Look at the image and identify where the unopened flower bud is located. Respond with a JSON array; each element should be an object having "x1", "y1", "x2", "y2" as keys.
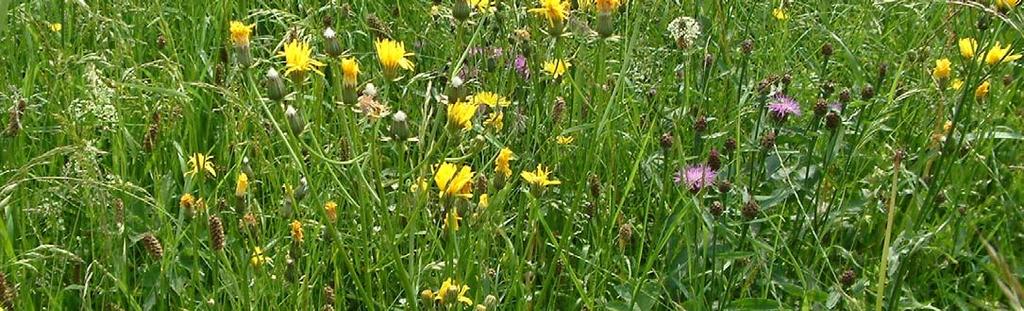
[
  {"x1": 453, "y1": 0, "x2": 471, "y2": 21},
  {"x1": 484, "y1": 295, "x2": 498, "y2": 309},
  {"x1": 708, "y1": 148, "x2": 721, "y2": 170},
  {"x1": 324, "y1": 27, "x2": 342, "y2": 58},
  {"x1": 660, "y1": 132, "x2": 674, "y2": 150},
  {"x1": 709, "y1": 201, "x2": 724, "y2": 217},
  {"x1": 821, "y1": 42, "x2": 833, "y2": 57},
  {"x1": 391, "y1": 110, "x2": 411, "y2": 140},
  {"x1": 826, "y1": 111, "x2": 841, "y2": 130},
  {"x1": 717, "y1": 180, "x2": 732, "y2": 193},
  {"x1": 741, "y1": 39, "x2": 754, "y2": 55},
  {"x1": 838, "y1": 88, "x2": 851, "y2": 103},
  {"x1": 814, "y1": 99, "x2": 828, "y2": 117},
  {"x1": 285, "y1": 105, "x2": 303, "y2": 136},
  {"x1": 861, "y1": 85, "x2": 875, "y2": 100},
  {"x1": 596, "y1": 12, "x2": 614, "y2": 38},
  {"x1": 761, "y1": 131, "x2": 776, "y2": 149},
  {"x1": 448, "y1": 76, "x2": 466, "y2": 103},
  {"x1": 742, "y1": 200, "x2": 759, "y2": 219},
  {"x1": 235, "y1": 44, "x2": 253, "y2": 68},
  {"x1": 266, "y1": 68, "x2": 287, "y2": 101},
  {"x1": 694, "y1": 115, "x2": 707, "y2": 133},
  {"x1": 724, "y1": 138, "x2": 737, "y2": 154}
]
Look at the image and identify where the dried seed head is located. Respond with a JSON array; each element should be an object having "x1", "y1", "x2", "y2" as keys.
[
  {"x1": 618, "y1": 223, "x2": 634, "y2": 250},
  {"x1": 552, "y1": 97, "x2": 566, "y2": 125},
  {"x1": 742, "y1": 200, "x2": 760, "y2": 220},
  {"x1": 484, "y1": 295, "x2": 498, "y2": 309},
  {"x1": 4, "y1": 98, "x2": 26, "y2": 137},
  {"x1": 660, "y1": 132, "x2": 674, "y2": 150},
  {"x1": 141, "y1": 233, "x2": 164, "y2": 259},
  {"x1": 0, "y1": 272, "x2": 12, "y2": 311},
  {"x1": 861, "y1": 84, "x2": 875, "y2": 100},
  {"x1": 740, "y1": 39, "x2": 754, "y2": 55},
  {"x1": 209, "y1": 215, "x2": 225, "y2": 251},
  {"x1": 709, "y1": 201, "x2": 724, "y2": 217},
  {"x1": 840, "y1": 269, "x2": 856, "y2": 287},
  {"x1": 324, "y1": 285, "x2": 336, "y2": 305},
  {"x1": 588, "y1": 174, "x2": 602, "y2": 198},
  {"x1": 142, "y1": 111, "x2": 161, "y2": 152},
  {"x1": 156, "y1": 34, "x2": 167, "y2": 49},
  {"x1": 703, "y1": 53, "x2": 715, "y2": 69}
]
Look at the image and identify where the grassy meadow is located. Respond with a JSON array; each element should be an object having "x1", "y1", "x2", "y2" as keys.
[{"x1": 1, "y1": 0, "x2": 1024, "y2": 309}]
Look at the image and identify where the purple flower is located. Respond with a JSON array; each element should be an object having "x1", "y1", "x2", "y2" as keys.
[
  {"x1": 829, "y1": 102, "x2": 843, "y2": 113},
  {"x1": 674, "y1": 164, "x2": 717, "y2": 193},
  {"x1": 767, "y1": 94, "x2": 801, "y2": 121},
  {"x1": 512, "y1": 54, "x2": 530, "y2": 79}
]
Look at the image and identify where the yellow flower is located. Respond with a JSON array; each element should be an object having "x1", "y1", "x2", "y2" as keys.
[
  {"x1": 250, "y1": 247, "x2": 268, "y2": 267},
  {"x1": 975, "y1": 80, "x2": 990, "y2": 99},
  {"x1": 478, "y1": 194, "x2": 489, "y2": 208},
  {"x1": 495, "y1": 148, "x2": 515, "y2": 178},
  {"x1": 596, "y1": 0, "x2": 622, "y2": 13},
  {"x1": 290, "y1": 220, "x2": 304, "y2": 243},
  {"x1": 180, "y1": 193, "x2": 196, "y2": 209},
  {"x1": 484, "y1": 112, "x2": 504, "y2": 131},
  {"x1": 187, "y1": 153, "x2": 216, "y2": 177},
  {"x1": 50, "y1": 23, "x2": 62, "y2": 32},
  {"x1": 529, "y1": 0, "x2": 570, "y2": 27},
  {"x1": 958, "y1": 38, "x2": 977, "y2": 59},
  {"x1": 772, "y1": 8, "x2": 788, "y2": 20},
  {"x1": 984, "y1": 42, "x2": 1022, "y2": 65},
  {"x1": 951, "y1": 78, "x2": 964, "y2": 90},
  {"x1": 469, "y1": 0, "x2": 492, "y2": 11},
  {"x1": 444, "y1": 210, "x2": 462, "y2": 231},
  {"x1": 375, "y1": 39, "x2": 415, "y2": 78},
  {"x1": 543, "y1": 59, "x2": 571, "y2": 78},
  {"x1": 447, "y1": 101, "x2": 478, "y2": 131},
  {"x1": 434, "y1": 162, "x2": 475, "y2": 199},
  {"x1": 471, "y1": 92, "x2": 510, "y2": 108},
  {"x1": 324, "y1": 201, "x2": 338, "y2": 223},
  {"x1": 229, "y1": 21, "x2": 254, "y2": 46},
  {"x1": 521, "y1": 164, "x2": 561, "y2": 187},
  {"x1": 996, "y1": 0, "x2": 1019, "y2": 10},
  {"x1": 435, "y1": 278, "x2": 474, "y2": 305},
  {"x1": 278, "y1": 40, "x2": 325, "y2": 78},
  {"x1": 235, "y1": 172, "x2": 249, "y2": 197},
  {"x1": 411, "y1": 177, "x2": 429, "y2": 194},
  {"x1": 341, "y1": 57, "x2": 360, "y2": 87},
  {"x1": 932, "y1": 58, "x2": 951, "y2": 79},
  {"x1": 556, "y1": 135, "x2": 574, "y2": 145}
]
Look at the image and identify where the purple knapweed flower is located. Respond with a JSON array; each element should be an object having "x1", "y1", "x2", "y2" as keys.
[
  {"x1": 674, "y1": 164, "x2": 717, "y2": 193},
  {"x1": 513, "y1": 54, "x2": 530, "y2": 79},
  {"x1": 767, "y1": 94, "x2": 801, "y2": 122}
]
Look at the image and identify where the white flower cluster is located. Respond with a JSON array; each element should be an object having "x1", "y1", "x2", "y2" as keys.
[{"x1": 667, "y1": 16, "x2": 701, "y2": 49}]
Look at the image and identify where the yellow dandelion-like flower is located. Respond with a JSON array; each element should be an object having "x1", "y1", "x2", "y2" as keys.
[
  {"x1": 235, "y1": 172, "x2": 249, "y2": 197},
  {"x1": 471, "y1": 92, "x2": 511, "y2": 108},
  {"x1": 484, "y1": 112, "x2": 504, "y2": 131},
  {"x1": 543, "y1": 59, "x2": 571, "y2": 78},
  {"x1": 932, "y1": 58, "x2": 951, "y2": 79},
  {"x1": 444, "y1": 210, "x2": 462, "y2": 231},
  {"x1": 556, "y1": 135, "x2": 574, "y2": 145},
  {"x1": 529, "y1": 0, "x2": 570, "y2": 26},
  {"x1": 495, "y1": 147, "x2": 515, "y2": 178},
  {"x1": 447, "y1": 101, "x2": 478, "y2": 131},
  {"x1": 187, "y1": 153, "x2": 216, "y2": 177},
  {"x1": 229, "y1": 21, "x2": 254, "y2": 46},
  {"x1": 277, "y1": 40, "x2": 325, "y2": 78},
  {"x1": 341, "y1": 57, "x2": 360, "y2": 87},
  {"x1": 375, "y1": 38, "x2": 415, "y2": 78},
  {"x1": 50, "y1": 22, "x2": 62, "y2": 32},
  {"x1": 290, "y1": 220, "x2": 304, "y2": 243},
  {"x1": 411, "y1": 177, "x2": 430, "y2": 194},
  {"x1": 180, "y1": 193, "x2": 196, "y2": 209},
  {"x1": 951, "y1": 78, "x2": 964, "y2": 90},
  {"x1": 469, "y1": 0, "x2": 492, "y2": 11},
  {"x1": 324, "y1": 201, "x2": 338, "y2": 223},
  {"x1": 772, "y1": 8, "x2": 788, "y2": 21},
  {"x1": 596, "y1": 0, "x2": 622, "y2": 13},
  {"x1": 958, "y1": 38, "x2": 977, "y2": 59},
  {"x1": 478, "y1": 194, "x2": 490, "y2": 208},
  {"x1": 521, "y1": 164, "x2": 561, "y2": 187},
  {"x1": 996, "y1": 0, "x2": 1019, "y2": 10},
  {"x1": 250, "y1": 247, "x2": 268, "y2": 267},
  {"x1": 984, "y1": 42, "x2": 1022, "y2": 65},
  {"x1": 435, "y1": 278, "x2": 474, "y2": 305},
  {"x1": 975, "y1": 80, "x2": 990, "y2": 99},
  {"x1": 434, "y1": 162, "x2": 475, "y2": 199}
]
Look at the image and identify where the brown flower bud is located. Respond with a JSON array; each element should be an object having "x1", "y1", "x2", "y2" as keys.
[
  {"x1": 709, "y1": 201, "x2": 724, "y2": 217},
  {"x1": 141, "y1": 233, "x2": 164, "y2": 259},
  {"x1": 209, "y1": 215, "x2": 225, "y2": 251},
  {"x1": 742, "y1": 200, "x2": 759, "y2": 220}
]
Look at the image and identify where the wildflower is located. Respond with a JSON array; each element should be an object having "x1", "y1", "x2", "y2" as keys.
[
  {"x1": 484, "y1": 112, "x2": 503, "y2": 131},
  {"x1": 341, "y1": 57, "x2": 360, "y2": 87},
  {"x1": 228, "y1": 21, "x2": 254, "y2": 47},
  {"x1": 975, "y1": 80, "x2": 990, "y2": 99},
  {"x1": 529, "y1": 0, "x2": 570, "y2": 34},
  {"x1": 667, "y1": 16, "x2": 701, "y2": 49},
  {"x1": 290, "y1": 220, "x2": 304, "y2": 243},
  {"x1": 471, "y1": 92, "x2": 511, "y2": 108},
  {"x1": 141, "y1": 233, "x2": 163, "y2": 259},
  {"x1": 435, "y1": 162, "x2": 475, "y2": 199},
  {"x1": 411, "y1": 177, "x2": 430, "y2": 194},
  {"x1": 286, "y1": 105, "x2": 303, "y2": 135},
  {"x1": 932, "y1": 58, "x2": 951, "y2": 80},
  {"x1": 983, "y1": 42, "x2": 1022, "y2": 65},
  {"x1": 478, "y1": 194, "x2": 490, "y2": 208},
  {"x1": 209, "y1": 215, "x2": 225, "y2": 251},
  {"x1": 958, "y1": 38, "x2": 977, "y2": 59},
  {"x1": 250, "y1": 247, "x2": 268, "y2": 267},
  {"x1": 187, "y1": 153, "x2": 216, "y2": 177},
  {"x1": 596, "y1": 0, "x2": 621, "y2": 13},
  {"x1": 996, "y1": 0, "x2": 1019, "y2": 11},
  {"x1": 951, "y1": 78, "x2": 964, "y2": 90},
  {"x1": 513, "y1": 55, "x2": 530, "y2": 78},
  {"x1": 521, "y1": 164, "x2": 561, "y2": 196},
  {"x1": 469, "y1": 0, "x2": 491, "y2": 11},
  {"x1": 767, "y1": 94, "x2": 802, "y2": 122},
  {"x1": 235, "y1": 172, "x2": 249, "y2": 197},
  {"x1": 543, "y1": 59, "x2": 571, "y2": 79},
  {"x1": 323, "y1": 27, "x2": 343, "y2": 58},
  {"x1": 50, "y1": 22, "x2": 62, "y2": 32},
  {"x1": 435, "y1": 278, "x2": 473, "y2": 305},
  {"x1": 324, "y1": 201, "x2": 338, "y2": 223},
  {"x1": 673, "y1": 164, "x2": 716, "y2": 193},
  {"x1": 375, "y1": 38, "x2": 415, "y2": 79},
  {"x1": 742, "y1": 200, "x2": 760, "y2": 219},
  {"x1": 447, "y1": 101, "x2": 478, "y2": 132},
  {"x1": 357, "y1": 84, "x2": 392, "y2": 121},
  {"x1": 180, "y1": 193, "x2": 196, "y2": 209},
  {"x1": 278, "y1": 40, "x2": 325, "y2": 80},
  {"x1": 556, "y1": 135, "x2": 574, "y2": 145},
  {"x1": 444, "y1": 210, "x2": 462, "y2": 231},
  {"x1": 391, "y1": 111, "x2": 412, "y2": 140},
  {"x1": 772, "y1": 8, "x2": 788, "y2": 20},
  {"x1": 495, "y1": 147, "x2": 515, "y2": 182},
  {"x1": 265, "y1": 68, "x2": 287, "y2": 101}
]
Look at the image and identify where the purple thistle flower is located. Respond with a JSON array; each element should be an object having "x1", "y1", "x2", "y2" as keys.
[
  {"x1": 512, "y1": 54, "x2": 530, "y2": 79},
  {"x1": 767, "y1": 94, "x2": 801, "y2": 122},
  {"x1": 674, "y1": 164, "x2": 717, "y2": 193},
  {"x1": 829, "y1": 102, "x2": 843, "y2": 113}
]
